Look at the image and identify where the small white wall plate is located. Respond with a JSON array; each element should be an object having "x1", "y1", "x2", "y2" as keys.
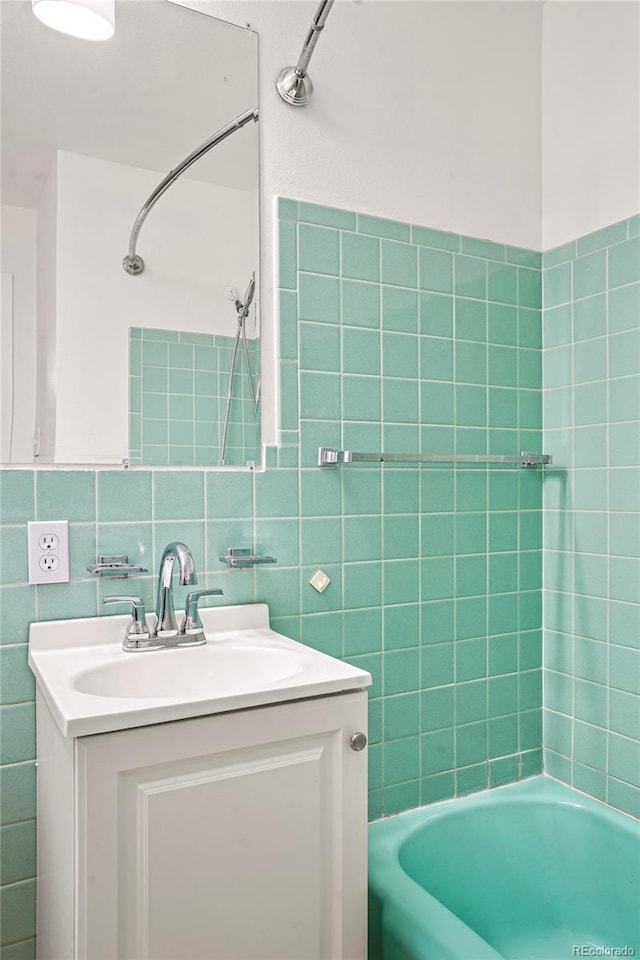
[{"x1": 309, "y1": 570, "x2": 331, "y2": 593}]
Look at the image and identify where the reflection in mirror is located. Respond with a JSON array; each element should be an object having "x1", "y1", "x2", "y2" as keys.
[{"x1": 1, "y1": 0, "x2": 260, "y2": 467}]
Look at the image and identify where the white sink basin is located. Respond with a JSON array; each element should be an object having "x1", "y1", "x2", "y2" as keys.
[
  {"x1": 73, "y1": 643, "x2": 304, "y2": 699},
  {"x1": 29, "y1": 603, "x2": 371, "y2": 737}
]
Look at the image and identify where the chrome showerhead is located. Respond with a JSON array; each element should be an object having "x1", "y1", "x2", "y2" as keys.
[{"x1": 243, "y1": 272, "x2": 256, "y2": 313}]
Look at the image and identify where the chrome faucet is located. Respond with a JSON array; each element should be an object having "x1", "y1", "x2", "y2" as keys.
[{"x1": 154, "y1": 541, "x2": 197, "y2": 638}]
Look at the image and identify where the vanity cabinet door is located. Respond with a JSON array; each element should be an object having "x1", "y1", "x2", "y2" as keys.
[{"x1": 76, "y1": 691, "x2": 368, "y2": 960}]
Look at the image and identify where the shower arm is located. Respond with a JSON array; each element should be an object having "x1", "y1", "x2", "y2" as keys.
[
  {"x1": 276, "y1": 0, "x2": 335, "y2": 106},
  {"x1": 122, "y1": 107, "x2": 259, "y2": 276}
]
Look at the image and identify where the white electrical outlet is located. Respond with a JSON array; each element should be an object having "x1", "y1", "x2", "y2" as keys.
[{"x1": 28, "y1": 521, "x2": 70, "y2": 584}]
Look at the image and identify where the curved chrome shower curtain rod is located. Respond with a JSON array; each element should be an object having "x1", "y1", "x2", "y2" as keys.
[
  {"x1": 123, "y1": 107, "x2": 258, "y2": 276},
  {"x1": 276, "y1": 0, "x2": 335, "y2": 106}
]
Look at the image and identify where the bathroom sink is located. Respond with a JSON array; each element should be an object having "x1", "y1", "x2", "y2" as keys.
[
  {"x1": 29, "y1": 603, "x2": 371, "y2": 738},
  {"x1": 72, "y1": 643, "x2": 304, "y2": 699}
]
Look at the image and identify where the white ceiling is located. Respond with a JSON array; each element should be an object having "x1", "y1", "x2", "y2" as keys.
[{"x1": 1, "y1": 0, "x2": 259, "y2": 208}]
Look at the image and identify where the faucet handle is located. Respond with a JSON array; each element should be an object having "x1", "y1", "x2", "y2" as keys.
[
  {"x1": 181, "y1": 589, "x2": 224, "y2": 636},
  {"x1": 103, "y1": 595, "x2": 151, "y2": 646}
]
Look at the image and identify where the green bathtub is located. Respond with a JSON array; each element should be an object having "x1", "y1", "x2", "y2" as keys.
[{"x1": 368, "y1": 776, "x2": 640, "y2": 960}]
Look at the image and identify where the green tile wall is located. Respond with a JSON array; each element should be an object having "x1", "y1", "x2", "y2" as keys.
[
  {"x1": 276, "y1": 197, "x2": 544, "y2": 822},
  {"x1": 542, "y1": 214, "x2": 640, "y2": 819},
  {"x1": 0, "y1": 200, "x2": 544, "y2": 956},
  {"x1": 129, "y1": 327, "x2": 260, "y2": 466}
]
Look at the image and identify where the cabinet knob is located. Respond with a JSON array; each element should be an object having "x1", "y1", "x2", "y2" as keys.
[{"x1": 349, "y1": 732, "x2": 367, "y2": 752}]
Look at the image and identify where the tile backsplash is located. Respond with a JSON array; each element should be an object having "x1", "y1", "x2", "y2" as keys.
[
  {"x1": 4, "y1": 203, "x2": 638, "y2": 960},
  {"x1": 542, "y1": 213, "x2": 640, "y2": 817},
  {"x1": 129, "y1": 326, "x2": 260, "y2": 467}
]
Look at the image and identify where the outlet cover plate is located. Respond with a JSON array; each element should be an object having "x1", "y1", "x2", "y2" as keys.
[{"x1": 28, "y1": 520, "x2": 70, "y2": 585}]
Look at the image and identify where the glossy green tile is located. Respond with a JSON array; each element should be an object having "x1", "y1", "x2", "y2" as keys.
[
  {"x1": 456, "y1": 763, "x2": 488, "y2": 796},
  {"x1": 412, "y1": 225, "x2": 459, "y2": 252},
  {"x1": 342, "y1": 607, "x2": 382, "y2": 657},
  {"x1": 383, "y1": 470, "x2": 419, "y2": 515},
  {"x1": 421, "y1": 556, "x2": 454, "y2": 600},
  {"x1": 608, "y1": 732, "x2": 640, "y2": 787},
  {"x1": 461, "y1": 237, "x2": 505, "y2": 262},
  {"x1": 456, "y1": 720, "x2": 488, "y2": 766},
  {"x1": 0, "y1": 703, "x2": 35, "y2": 764},
  {"x1": 0, "y1": 877, "x2": 36, "y2": 946},
  {"x1": 383, "y1": 735, "x2": 420, "y2": 784},
  {"x1": 488, "y1": 714, "x2": 518, "y2": 757},
  {"x1": 358, "y1": 214, "x2": 409, "y2": 242},
  {"x1": 420, "y1": 381, "x2": 454, "y2": 425},
  {"x1": 419, "y1": 248, "x2": 453, "y2": 294},
  {"x1": 455, "y1": 597, "x2": 487, "y2": 640},
  {"x1": 0, "y1": 473, "x2": 34, "y2": 524},
  {"x1": 255, "y1": 567, "x2": 300, "y2": 619},
  {"x1": 300, "y1": 516, "x2": 341, "y2": 565},
  {"x1": 573, "y1": 249, "x2": 606, "y2": 300},
  {"x1": 297, "y1": 201, "x2": 355, "y2": 230},
  {"x1": 0, "y1": 527, "x2": 28, "y2": 586},
  {"x1": 298, "y1": 223, "x2": 340, "y2": 276},
  {"x1": 487, "y1": 262, "x2": 517, "y2": 305},
  {"x1": 383, "y1": 516, "x2": 418, "y2": 560},
  {"x1": 455, "y1": 680, "x2": 487, "y2": 725},
  {"x1": 488, "y1": 303, "x2": 517, "y2": 346},
  {"x1": 456, "y1": 341, "x2": 486, "y2": 384},
  {"x1": 381, "y1": 240, "x2": 417, "y2": 288},
  {"x1": 420, "y1": 685, "x2": 454, "y2": 732},
  {"x1": 419, "y1": 293, "x2": 453, "y2": 338},
  {"x1": 609, "y1": 329, "x2": 640, "y2": 379},
  {"x1": 608, "y1": 236, "x2": 640, "y2": 289},
  {"x1": 298, "y1": 273, "x2": 340, "y2": 323},
  {"x1": 299, "y1": 322, "x2": 340, "y2": 372},
  {"x1": 385, "y1": 692, "x2": 420, "y2": 740},
  {"x1": 518, "y1": 307, "x2": 542, "y2": 349},
  {"x1": 455, "y1": 255, "x2": 486, "y2": 299},
  {"x1": 341, "y1": 279, "x2": 380, "y2": 328},
  {"x1": 383, "y1": 559, "x2": 419, "y2": 605},
  {"x1": 153, "y1": 472, "x2": 203, "y2": 520},
  {"x1": 381, "y1": 287, "x2": 418, "y2": 333},
  {"x1": 254, "y1": 469, "x2": 299, "y2": 519},
  {"x1": 607, "y1": 778, "x2": 640, "y2": 819},
  {"x1": 544, "y1": 262, "x2": 572, "y2": 308},
  {"x1": 338, "y1": 563, "x2": 378, "y2": 615},
  {"x1": 382, "y1": 379, "x2": 418, "y2": 424},
  {"x1": 0, "y1": 646, "x2": 34, "y2": 705},
  {"x1": 577, "y1": 220, "x2": 627, "y2": 255},
  {"x1": 454, "y1": 385, "x2": 485, "y2": 428},
  {"x1": 0, "y1": 820, "x2": 35, "y2": 885},
  {"x1": 543, "y1": 240, "x2": 576, "y2": 268},
  {"x1": 299, "y1": 371, "x2": 341, "y2": 421},
  {"x1": 342, "y1": 327, "x2": 380, "y2": 376},
  {"x1": 0, "y1": 762, "x2": 36, "y2": 825},
  {"x1": 383, "y1": 604, "x2": 419, "y2": 651},
  {"x1": 421, "y1": 771, "x2": 456, "y2": 805},
  {"x1": 421, "y1": 599, "x2": 454, "y2": 644},
  {"x1": 0, "y1": 585, "x2": 35, "y2": 645},
  {"x1": 341, "y1": 232, "x2": 379, "y2": 282},
  {"x1": 517, "y1": 268, "x2": 542, "y2": 310},
  {"x1": 36, "y1": 471, "x2": 95, "y2": 522},
  {"x1": 507, "y1": 247, "x2": 541, "y2": 269},
  {"x1": 383, "y1": 333, "x2": 419, "y2": 379},
  {"x1": 277, "y1": 219, "x2": 297, "y2": 289},
  {"x1": 421, "y1": 727, "x2": 454, "y2": 774},
  {"x1": 455, "y1": 298, "x2": 486, "y2": 343}
]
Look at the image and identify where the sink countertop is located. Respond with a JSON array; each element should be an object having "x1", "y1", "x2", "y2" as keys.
[{"x1": 29, "y1": 603, "x2": 372, "y2": 738}]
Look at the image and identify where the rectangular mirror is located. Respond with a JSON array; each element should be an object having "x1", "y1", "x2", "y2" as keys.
[{"x1": 1, "y1": 0, "x2": 260, "y2": 467}]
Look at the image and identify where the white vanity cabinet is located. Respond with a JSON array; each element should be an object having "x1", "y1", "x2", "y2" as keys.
[{"x1": 36, "y1": 688, "x2": 369, "y2": 960}]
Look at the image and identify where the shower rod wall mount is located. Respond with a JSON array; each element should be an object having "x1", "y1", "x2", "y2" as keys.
[
  {"x1": 123, "y1": 107, "x2": 258, "y2": 276},
  {"x1": 276, "y1": 0, "x2": 335, "y2": 106}
]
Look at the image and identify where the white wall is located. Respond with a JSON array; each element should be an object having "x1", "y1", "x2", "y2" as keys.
[
  {"x1": 542, "y1": 0, "x2": 640, "y2": 249},
  {"x1": 1, "y1": 204, "x2": 37, "y2": 462},
  {"x1": 46, "y1": 151, "x2": 256, "y2": 463}
]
